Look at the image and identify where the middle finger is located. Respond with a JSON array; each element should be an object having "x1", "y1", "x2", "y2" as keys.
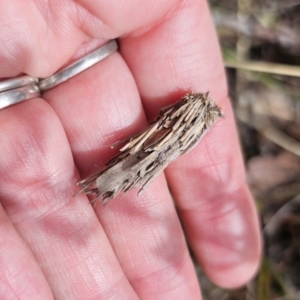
[{"x1": 44, "y1": 50, "x2": 201, "y2": 298}]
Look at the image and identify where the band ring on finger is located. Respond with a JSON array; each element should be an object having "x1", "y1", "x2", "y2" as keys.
[
  {"x1": 0, "y1": 76, "x2": 41, "y2": 110},
  {"x1": 39, "y1": 39, "x2": 118, "y2": 92},
  {"x1": 0, "y1": 39, "x2": 118, "y2": 110}
]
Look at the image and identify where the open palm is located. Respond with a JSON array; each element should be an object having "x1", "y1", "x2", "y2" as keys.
[{"x1": 0, "y1": 0, "x2": 261, "y2": 299}]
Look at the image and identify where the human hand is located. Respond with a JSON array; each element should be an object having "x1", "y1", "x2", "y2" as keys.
[{"x1": 0, "y1": 0, "x2": 261, "y2": 299}]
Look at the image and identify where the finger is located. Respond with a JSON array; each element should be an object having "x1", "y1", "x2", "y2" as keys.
[
  {"x1": 0, "y1": 0, "x2": 178, "y2": 77},
  {"x1": 0, "y1": 205, "x2": 53, "y2": 299},
  {"x1": 120, "y1": 0, "x2": 261, "y2": 288},
  {"x1": 44, "y1": 53, "x2": 201, "y2": 298},
  {"x1": 0, "y1": 100, "x2": 138, "y2": 299}
]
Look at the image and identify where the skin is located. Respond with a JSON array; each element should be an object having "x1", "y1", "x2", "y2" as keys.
[{"x1": 0, "y1": 0, "x2": 261, "y2": 299}]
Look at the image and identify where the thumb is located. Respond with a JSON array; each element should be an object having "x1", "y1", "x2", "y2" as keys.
[{"x1": 0, "y1": 0, "x2": 178, "y2": 78}]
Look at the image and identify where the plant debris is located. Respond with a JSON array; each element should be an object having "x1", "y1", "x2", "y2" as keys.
[{"x1": 77, "y1": 92, "x2": 223, "y2": 204}]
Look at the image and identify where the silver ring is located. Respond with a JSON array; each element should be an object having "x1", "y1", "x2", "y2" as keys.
[
  {"x1": 0, "y1": 75, "x2": 38, "y2": 92},
  {"x1": 0, "y1": 85, "x2": 40, "y2": 110},
  {"x1": 39, "y1": 39, "x2": 118, "y2": 92}
]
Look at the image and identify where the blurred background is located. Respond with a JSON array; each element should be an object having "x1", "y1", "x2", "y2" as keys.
[{"x1": 196, "y1": 1, "x2": 300, "y2": 299}]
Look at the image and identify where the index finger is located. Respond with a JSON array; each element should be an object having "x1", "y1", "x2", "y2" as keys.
[{"x1": 120, "y1": 0, "x2": 261, "y2": 288}]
